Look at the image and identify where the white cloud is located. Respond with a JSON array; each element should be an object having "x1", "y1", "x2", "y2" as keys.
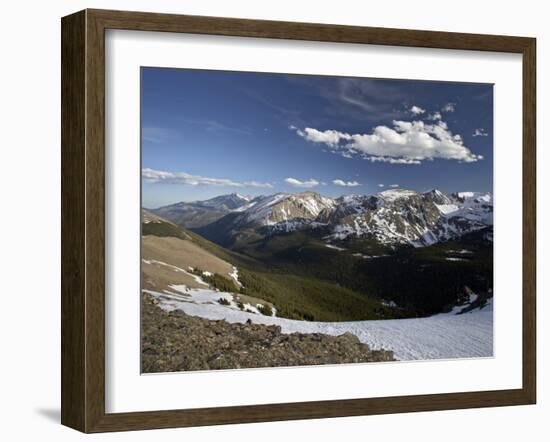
[
  {"x1": 366, "y1": 156, "x2": 421, "y2": 165},
  {"x1": 294, "y1": 127, "x2": 351, "y2": 147},
  {"x1": 378, "y1": 184, "x2": 385, "y2": 188},
  {"x1": 292, "y1": 119, "x2": 482, "y2": 164},
  {"x1": 473, "y1": 128, "x2": 489, "y2": 137},
  {"x1": 142, "y1": 127, "x2": 178, "y2": 144},
  {"x1": 410, "y1": 105, "x2": 425, "y2": 115},
  {"x1": 181, "y1": 117, "x2": 251, "y2": 135},
  {"x1": 427, "y1": 112, "x2": 442, "y2": 121},
  {"x1": 333, "y1": 179, "x2": 361, "y2": 187},
  {"x1": 442, "y1": 102, "x2": 456, "y2": 113},
  {"x1": 389, "y1": 184, "x2": 399, "y2": 188},
  {"x1": 142, "y1": 168, "x2": 273, "y2": 188},
  {"x1": 284, "y1": 177, "x2": 320, "y2": 188},
  {"x1": 245, "y1": 180, "x2": 275, "y2": 188}
]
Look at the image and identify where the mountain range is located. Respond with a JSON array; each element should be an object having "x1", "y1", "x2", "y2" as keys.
[
  {"x1": 151, "y1": 188, "x2": 493, "y2": 249},
  {"x1": 143, "y1": 187, "x2": 494, "y2": 319}
]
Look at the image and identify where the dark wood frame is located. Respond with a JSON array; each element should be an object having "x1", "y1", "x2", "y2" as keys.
[{"x1": 61, "y1": 8, "x2": 536, "y2": 433}]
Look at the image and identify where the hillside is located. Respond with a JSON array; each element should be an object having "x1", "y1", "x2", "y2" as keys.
[{"x1": 141, "y1": 209, "x2": 404, "y2": 322}]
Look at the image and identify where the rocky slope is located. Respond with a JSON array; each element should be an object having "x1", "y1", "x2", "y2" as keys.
[{"x1": 142, "y1": 293, "x2": 395, "y2": 372}]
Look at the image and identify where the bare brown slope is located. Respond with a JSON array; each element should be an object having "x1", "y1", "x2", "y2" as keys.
[{"x1": 142, "y1": 209, "x2": 239, "y2": 291}]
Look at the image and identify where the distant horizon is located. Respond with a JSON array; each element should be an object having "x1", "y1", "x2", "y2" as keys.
[
  {"x1": 141, "y1": 68, "x2": 493, "y2": 209},
  {"x1": 142, "y1": 187, "x2": 492, "y2": 210}
]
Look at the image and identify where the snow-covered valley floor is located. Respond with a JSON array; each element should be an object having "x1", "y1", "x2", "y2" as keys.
[{"x1": 144, "y1": 286, "x2": 493, "y2": 361}]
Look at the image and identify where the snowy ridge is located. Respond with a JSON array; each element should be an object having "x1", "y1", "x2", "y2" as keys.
[
  {"x1": 243, "y1": 193, "x2": 291, "y2": 224},
  {"x1": 378, "y1": 188, "x2": 419, "y2": 202},
  {"x1": 197, "y1": 193, "x2": 253, "y2": 210},
  {"x1": 443, "y1": 191, "x2": 493, "y2": 224},
  {"x1": 156, "y1": 188, "x2": 493, "y2": 249},
  {"x1": 323, "y1": 188, "x2": 492, "y2": 247},
  {"x1": 142, "y1": 211, "x2": 165, "y2": 224},
  {"x1": 231, "y1": 191, "x2": 336, "y2": 232}
]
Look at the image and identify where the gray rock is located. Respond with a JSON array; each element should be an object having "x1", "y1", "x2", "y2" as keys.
[{"x1": 141, "y1": 294, "x2": 395, "y2": 373}]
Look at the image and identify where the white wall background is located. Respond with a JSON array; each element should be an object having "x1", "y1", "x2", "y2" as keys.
[{"x1": 0, "y1": 0, "x2": 546, "y2": 440}]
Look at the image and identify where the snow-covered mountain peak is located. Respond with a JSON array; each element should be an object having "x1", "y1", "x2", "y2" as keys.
[
  {"x1": 241, "y1": 191, "x2": 335, "y2": 227},
  {"x1": 452, "y1": 191, "x2": 493, "y2": 205},
  {"x1": 438, "y1": 191, "x2": 493, "y2": 225},
  {"x1": 234, "y1": 193, "x2": 252, "y2": 202},
  {"x1": 423, "y1": 188, "x2": 453, "y2": 205},
  {"x1": 198, "y1": 193, "x2": 253, "y2": 210},
  {"x1": 378, "y1": 188, "x2": 419, "y2": 202},
  {"x1": 326, "y1": 188, "x2": 493, "y2": 247},
  {"x1": 287, "y1": 192, "x2": 336, "y2": 216}
]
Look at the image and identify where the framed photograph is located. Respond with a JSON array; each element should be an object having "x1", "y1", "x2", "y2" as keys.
[{"x1": 61, "y1": 9, "x2": 536, "y2": 433}]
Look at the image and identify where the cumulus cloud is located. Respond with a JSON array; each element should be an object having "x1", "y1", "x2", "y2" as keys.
[
  {"x1": 389, "y1": 184, "x2": 399, "y2": 188},
  {"x1": 142, "y1": 168, "x2": 273, "y2": 188},
  {"x1": 410, "y1": 105, "x2": 426, "y2": 115},
  {"x1": 333, "y1": 179, "x2": 361, "y2": 187},
  {"x1": 427, "y1": 111, "x2": 442, "y2": 121},
  {"x1": 291, "y1": 119, "x2": 482, "y2": 164},
  {"x1": 378, "y1": 184, "x2": 385, "y2": 188},
  {"x1": 473, "y1": 128, "x2": 489, "y2": 137},
  {"x1": 284, "y1": 177, "x2": 320, "y2": 188},
  {"x1": 367, "y1": 156, "x2": 422, "y2": 165},
  {"x1": 292, "y1": 126, "x2": 351, "y2": 147},
  {"x1": 442, "y1": 102, "x2": 456, "y2": 113}
]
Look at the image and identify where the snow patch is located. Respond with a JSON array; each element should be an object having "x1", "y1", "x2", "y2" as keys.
[
  {"x1": 352, "y1": 253, "x2": 387, "y2": 259},
  {"x1": 446, "y1": 249, "x2": 473, "y2": 254},
  {"x1": 142, "y1": 259, "x2": 209, "y2": 286},
  {"x1": 382, "y1": 300, "x2": 398, "y2": 308},
  {"x1": 228, "y1": 266, "x2": 242, "y2": 287},
  {"x1": 325, "y1": 244, "x2": 346, "y2": 251},
  {"x1": 435, "y1": 203, "x2": 460, "y2": 215}
]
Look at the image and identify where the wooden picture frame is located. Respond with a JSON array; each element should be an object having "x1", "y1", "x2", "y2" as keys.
[{"x1": 61, "y1": 8, "x2": 536, "y2": 433}]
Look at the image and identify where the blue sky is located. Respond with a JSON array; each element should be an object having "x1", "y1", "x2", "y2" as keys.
[{"x1": 141, "y1": 67, "x2": 493, "y2": 209}]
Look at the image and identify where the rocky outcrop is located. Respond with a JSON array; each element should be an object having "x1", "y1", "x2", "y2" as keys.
[{"x1": 141, "y1": 294, "x2": 395, "y2": 373}]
